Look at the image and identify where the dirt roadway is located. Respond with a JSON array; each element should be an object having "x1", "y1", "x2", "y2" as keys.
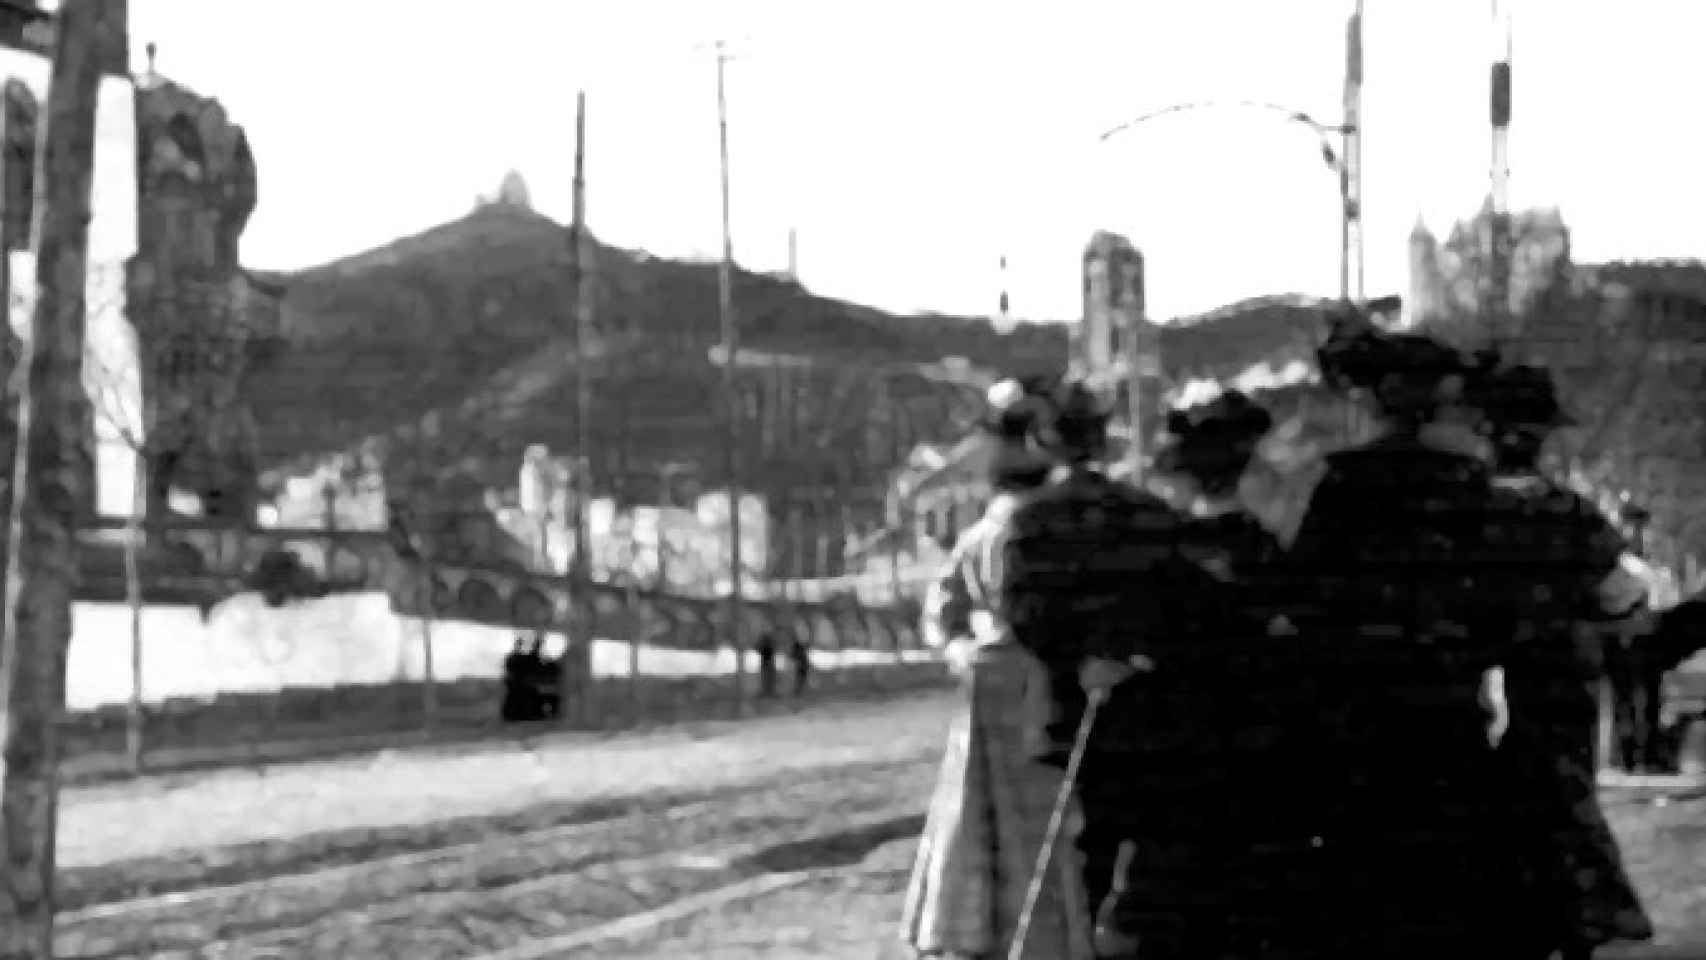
[
  {"x1": 53, "y1": 686, "x2": 1706, "y2": 958},
  {"x1": 586, "y1": 791, "x2": 1706, "y2": 960},
  {"x1": 58, "y1": 688, "x2": 958, "y2": 871},
  {"x1": 623, "y1": 787, "x2": 1703, "y2": 959}
]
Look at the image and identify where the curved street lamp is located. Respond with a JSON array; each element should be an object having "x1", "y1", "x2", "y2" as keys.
[{"x1": 1097, "y1": 98, "x2": 1362, "y2": 302}]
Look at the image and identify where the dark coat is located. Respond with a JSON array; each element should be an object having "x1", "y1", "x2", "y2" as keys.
[
  {"x1": 1276, "y1": 434, "x2": 1528, "y2": 958},
  {"x1": 1483, "y1": 473, "x2": 1654, "y2": 951},
  {"x1": 997, "y1": 466, "x2": 1193, "y2": 761}
]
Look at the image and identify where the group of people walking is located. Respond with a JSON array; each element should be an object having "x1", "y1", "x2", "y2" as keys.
[{"x1": 900, "y1": 310, "x2": 1695, "y2": 960}]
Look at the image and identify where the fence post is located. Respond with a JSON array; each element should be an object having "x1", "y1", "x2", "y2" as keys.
[
  {"x1": 419, "y1": 610, "x2": 437, "y2": 734},
  {"x1": 626, "y1": 487, "x2": 643, "y2": 727}
]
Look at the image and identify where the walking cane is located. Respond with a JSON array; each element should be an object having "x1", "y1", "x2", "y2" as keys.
[{"x1": 1007, "y1": 685, "x2": 1110, "y2": 960}]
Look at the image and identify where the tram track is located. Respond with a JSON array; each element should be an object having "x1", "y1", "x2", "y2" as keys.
[{"x1": 54, "y1": 757, "x2": 937, "y2": 959}]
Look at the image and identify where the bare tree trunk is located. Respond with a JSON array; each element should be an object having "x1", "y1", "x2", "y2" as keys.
[{"x1": 0, "y1": 1, "x2": 116, "y2": 954}]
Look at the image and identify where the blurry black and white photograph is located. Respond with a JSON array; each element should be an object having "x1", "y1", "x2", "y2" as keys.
[{"x1": 0, "y1": 1, "x2": 1701, "y2": 957}]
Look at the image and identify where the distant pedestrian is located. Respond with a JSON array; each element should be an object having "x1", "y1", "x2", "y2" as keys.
[
  {"x1": 501, "y1": 633, "x2": 558, "y2": 722},
  {"x1": 756, "y1": 631, "x2": 780, "y2": 699},
  {"x1": 789, "y1": 636, "x2": 812, "y2": 696}
]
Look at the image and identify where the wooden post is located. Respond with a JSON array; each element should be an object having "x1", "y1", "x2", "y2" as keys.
[
  {"x1": 0, "y1": 1, "x2": 119, "y2": 953},
  {"x1": 419, "y1": 611, "x2": 437, "y2": 733},
  {"x1": 123, "y1": 452, "x2": 144, "y2": 773},
  {"x1": 566, "y1": 90, "x2": 595, "y2": 729},
  {"x1": 714, "y1": 43, "x2": 748, "y2": 719},
  {"x1": 624, "y1": 475, "x2": 641, "y2": 726}
]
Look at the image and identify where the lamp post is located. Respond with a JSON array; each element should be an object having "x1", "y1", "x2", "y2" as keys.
[
  {"x1": 1485, "y1": 0, "x2": 1515, "y2": 343},
  {"x1": 1098, "y1": 97, "x2": 1360, "y2": 301}
]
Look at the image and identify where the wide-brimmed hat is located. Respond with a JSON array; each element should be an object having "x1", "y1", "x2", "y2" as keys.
[
  {"x1": 1471, "y1": 363, "x2": 1576, "y2": 429},
  {"x1": 981, "y1": 376, "x2": 1056, "y2": 489},
  {"x1": 1318, "y1": 321, "x2": 1485, "y2": 420},
  {"x1": 1153, "y1": 388, "x2": 1273, "y2": 480},
  {"x1": 1162, "y1": 389, "x2": 1273, "y2": 444},
  {"x1": 981, "y1": 376, "x2": 1054, "y2": 440},
  {"x1": 1039, "y1": 378, "x2": 1113, "y2": 460}
]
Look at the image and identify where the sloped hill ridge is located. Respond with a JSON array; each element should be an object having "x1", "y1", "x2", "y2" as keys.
[
  {"x1": 246, "y1": 204, "x2": 1068, "y2": 506},
  {"x1": 1159, "y1": 293, "x2": 1335, "y2": 382}
]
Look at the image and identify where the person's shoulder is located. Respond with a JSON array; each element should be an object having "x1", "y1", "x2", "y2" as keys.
[
  {"x1": 1519, "y1": 480, "x2": 1623, "y2": 538},
  {"x1": 1331, "y1": 435, "x2": 1484, "y2": 469},
  {"x1": 1006, "y1": 472, "x2": 1178, "y2": 528}
]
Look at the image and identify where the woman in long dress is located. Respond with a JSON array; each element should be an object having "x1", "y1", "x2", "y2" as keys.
[
  {"x1": 1278, "y1": 322, "x2": 1528, "y2": 959},
  {"x1": 1470, "y1": 362, "x2": 1653, "y2": 959},
  {"x1": 898, "y1": 379, "x2": 1095, "y2": 960},
  {"x1": 1088, "y1": 387, "x2": 1289, "y2": 960}
]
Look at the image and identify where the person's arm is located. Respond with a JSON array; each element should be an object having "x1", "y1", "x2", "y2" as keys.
[
  {"x1": 1574, "y1": 503, "x2": 1649, "y2": 621},
  {"x1": 1651, "y1": 595, "x2": 1706, "y2": 675},
  {"x1": 920, "y1": 532, "x2": 976, "y2": 649}
]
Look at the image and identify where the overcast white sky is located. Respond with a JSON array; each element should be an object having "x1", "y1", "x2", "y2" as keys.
[{"x1": 124, "y1": 0, "x2": 1703, "y2": 323}]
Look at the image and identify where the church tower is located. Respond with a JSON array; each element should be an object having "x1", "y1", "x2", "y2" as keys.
[{"x1": 1405, "y1": 216, "x2": 1441, "y2": 328}]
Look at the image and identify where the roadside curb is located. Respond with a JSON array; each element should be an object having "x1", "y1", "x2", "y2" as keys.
[{"x1": 62, "y1": 678, "x2": 954, "y2": 789}]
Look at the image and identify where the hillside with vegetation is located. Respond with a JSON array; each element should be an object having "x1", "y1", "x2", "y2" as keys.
[{"x1": 244, "y1": 195, "x2": 1068, "y2": 511}]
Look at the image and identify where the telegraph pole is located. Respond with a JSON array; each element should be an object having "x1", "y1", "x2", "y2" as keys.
[
  {"x1": 1341, "y1": 0, "x2": 1365, "y2": 301},
  {"x1": 1486, "y1": 0, "x2": 1514, "y2": 341},
  {"x1": 0, "y1": 0, "x2": 119, "y2": 954},
  {"x1": 566, "y1": 90, "x2": 595, "y2": 727},
  {"x1": 714, "y1": 40, "x2": 748, "y2": 715}
]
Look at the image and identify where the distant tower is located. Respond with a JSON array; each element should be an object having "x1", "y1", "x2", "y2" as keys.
[
  {"x1": 787, "y1": 227, "x2": 798, "y2": 281},
  {"x1": 998, "y1": 255, "x2": 1010, "y2": 319},
  {"x1": 497, "y1": 169, "x2": 531, "y2": 209},
  {"x1": 1406, "y1": 216, "x2": 1441, "y2": 328}
]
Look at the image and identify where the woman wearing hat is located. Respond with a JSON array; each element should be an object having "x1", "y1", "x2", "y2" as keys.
[
  {"x1": 899, "y1": 377, "x2": 1095, "y2": 960},
  {"x1": 1079, "y1": 387, "x2": 1297, "y2": 957},
  {"x1": 1472, "y1": 363, "x2": 1653, "y2": 960},
  {"x1": 999, "y1": 378, "x2": 1224, "y2": 959},
  {"x1": 1278, "y1": 321, "x2": 1528, "y2": 958}
]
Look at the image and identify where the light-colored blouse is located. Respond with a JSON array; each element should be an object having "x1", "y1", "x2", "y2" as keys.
[{"x1": 921, "y1": 493, "x2": 1027, "y2": 650}]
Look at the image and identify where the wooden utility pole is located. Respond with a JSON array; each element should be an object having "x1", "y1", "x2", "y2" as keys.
[
  {"x1": 1341, "y1": 0, "x2": 1365, "y2": 301},
  {"x1": 1485, "y1": 0, "x2": 1514, "y2": 343},
  {"x1": 714, "y1": 41, "x2": 747, "y2": 716},
  {"x1": 565, "y1": 90, "x2": 595, "y2": 728},
  {"x1": 0, "y1": 1, "x2": 120, "y2": 955}
]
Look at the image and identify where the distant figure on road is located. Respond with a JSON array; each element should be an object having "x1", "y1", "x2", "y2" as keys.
[
  {"x1": 755, "y1": 631, "x2": 780, "y2": 699},
  {"x1": 789, "y1": 635, "x2": 812, "y2": 696},
  {"x1": 501, "y1": 633, "x2": 560, "y2": 722}
]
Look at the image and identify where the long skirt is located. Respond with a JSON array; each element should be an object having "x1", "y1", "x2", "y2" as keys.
[
  {"x1": 1505, "y1": 634, "x2": 1654, "y2": 953},
  {"x1": 898, "y1": 641, "x2": 1094, "y2": 960},
  {"x1": 1504, "y1": 721, "x2": 1654, "y2": 951}
]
